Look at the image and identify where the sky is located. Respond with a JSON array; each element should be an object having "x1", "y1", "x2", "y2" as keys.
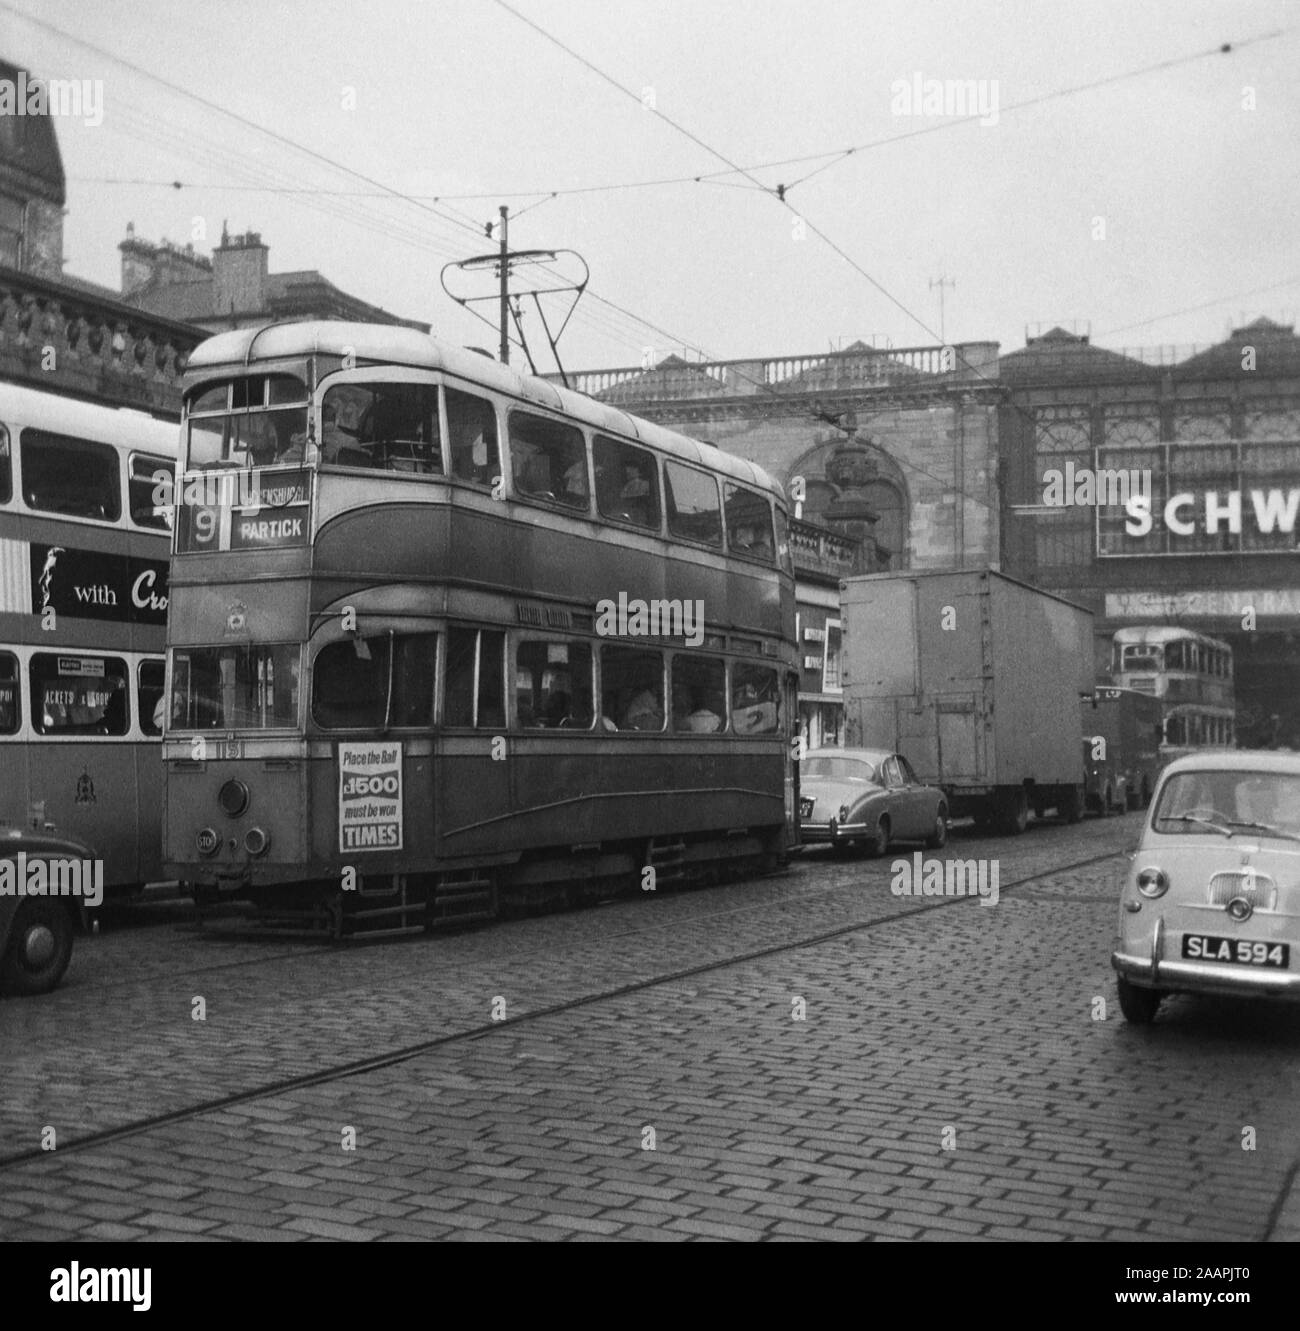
[{"x1": 5, "y1": 0, "x2": 1299, "y2": 373}]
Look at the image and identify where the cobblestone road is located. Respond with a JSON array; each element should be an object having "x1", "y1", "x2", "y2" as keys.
[{"x1": 4, "y1": 813, "x2": 1300, "y2": 1241}]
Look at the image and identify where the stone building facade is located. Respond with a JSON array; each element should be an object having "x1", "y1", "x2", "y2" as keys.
[{"x1": 999, "y1": 321, "x2": 1300, "y2": 747}]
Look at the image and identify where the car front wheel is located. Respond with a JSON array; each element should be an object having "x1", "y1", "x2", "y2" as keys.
[
  {"x1": 1117, "y1": 976, "x2": 1162, "y2": 1024},
  {"x1": 0, "y1": 900, "x2": 74, "y2": 996},
  {"x1": 868, "y1": 816, "x2": 890, "y2": 858}
]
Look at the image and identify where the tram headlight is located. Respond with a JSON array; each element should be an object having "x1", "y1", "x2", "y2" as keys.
[
  {"x1": 218, "y1": 779, "x2": 250, "y2": 818},
  {"x1": 243, "y1": 827, "x2": 270, "y2": 857},
  {"x1": 1136, "y1": 866, "x2": 1169, "y2": 898}
]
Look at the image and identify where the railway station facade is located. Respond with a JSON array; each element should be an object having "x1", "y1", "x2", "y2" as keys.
[{"x1": 568, "y1": 321, "x2": 1300, "y2": 751}]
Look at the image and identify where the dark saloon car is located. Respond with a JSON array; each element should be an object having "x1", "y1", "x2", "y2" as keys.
[
  {"x1": 0, "y1": 827, "x2": 95, "y2": 996},
  {"x1": 799, "y1": 747, "x2": 949, "y2": 856}
]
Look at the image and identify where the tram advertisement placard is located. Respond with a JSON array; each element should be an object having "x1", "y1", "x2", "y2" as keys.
[
  {"x1": 338, "y1": 741, "x2": 404, "y2": 853},
  {"x1": 28, "y1": 545, "x2": 169, "y2": 625}
]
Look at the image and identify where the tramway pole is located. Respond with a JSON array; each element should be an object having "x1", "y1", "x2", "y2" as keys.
[{"x1": 498, "y1": 205, "x2": 510, "y2": 366}]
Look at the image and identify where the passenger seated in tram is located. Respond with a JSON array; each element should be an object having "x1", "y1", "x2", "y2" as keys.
[
  {"x1": 731, "y1": 681, "x2": 778, "y2": 734},
  {"x1": 623, "y1": 687, "x2": 664, "y2": 731}
]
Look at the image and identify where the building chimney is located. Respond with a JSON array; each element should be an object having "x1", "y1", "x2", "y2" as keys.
[
  {"x1": 119, "y1": 227, "x2": 211, "y2": 296},
  {"x1": 213, "y1": 229, "x2": 269, "y2": 320}
]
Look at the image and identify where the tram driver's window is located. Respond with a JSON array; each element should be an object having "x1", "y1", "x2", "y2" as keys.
[
  {"x1": 0, "y1": 652, "x2": 19, "y2": 733},
  {"x1": 0, "y1": 423, "x2": 11, "y2": 504},
  {"x1": 724, "y1": 484, "x2": 775, "y2": 561},
  {"x1": 445, "y1": 388, "x2": 500, "y2": 486},
  {"x1": 602, "y1": 647, "x2": 664, "y2": 731},
  {"x1": 509, "y1": 412, "x2": 589, "y2": 510},
  {"x1": 664, "y1": 461, "x2": 722, "y2": 546},
  {"x1": 515, "y1": 640, "x2": 595, "y2": 729},
  {"x1": 22, "y1": 431, "x2": 122, "y2": 522},
  {"x1": 730, "y1": 663, "x2": 779, "y2": 735},
  {"x1": 312, "y1": 633, "x2": 437, "y2": 729},
  {"x1": 320, "y1": 382, "x2": 441, "y2": 473},
  {"x1": 30, "y1": 654, "x2": 129, "y2": 736},
  {"x1": 444, "y1": 628, "x2": 505, "y2": 728}
]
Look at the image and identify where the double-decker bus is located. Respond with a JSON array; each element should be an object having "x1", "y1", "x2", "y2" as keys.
[
  {"x1": 0, "y1": 382, "x2": 177, "y2": 891},
  {"x1": 162, "y1": 322, "x2": 799, "y2": 937},
  {"x1": 1111, "y1": 626, "x2": 1235, "y2": 759},
  {"x1": 1079, "y1": 685, "x2": 1164, "y2": 813}
]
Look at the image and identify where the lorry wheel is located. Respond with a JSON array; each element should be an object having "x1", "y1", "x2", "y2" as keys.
[
  {"x1": 1117, "y1": 976, "x2": 1162, "y2": 1025},
  {"x1": 998, "y1": 790, "x2": 1029, "y2": 835},
  {"x1": 0, "y1": 899, "x2": 74, "y2": 996},
  {"x1": 868, "y1": 816, "x2": 890, "y2": 857},
  {"x1": 925, "y1": 807, "x2": 949, "y2": 849},
  {"x1": 1056, "y1": 785, "x2": 1083, "y2": 824}
]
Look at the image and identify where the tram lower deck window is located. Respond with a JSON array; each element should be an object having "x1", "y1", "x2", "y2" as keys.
[
  {"x1": 445, "y1": 628, "x2": 505, "y2": 728},
  {"x1": 515, "y1": 640, "x2": 595, "y2": 728},
  {"x1": 30, "y1": 654, "x2": 128, "y2": 736},
  {"x1": 170, "y1": 645, "x2": 299, "y2": 730},
  {"x1": 730, "y1": 663, "x2": 780, "y2": 735},
  {"x1": 138, "y1": 660, "x2": 165, "y2": 736},
  {"x1": 312, "y1": 633, "x2": 437, "y2": 730},
  {"x1": 602, "y1": 647, "x2": 665, "y2": 732},
  {"x1": 671, "y1": 655, "x2": 726, "y2": 733}
]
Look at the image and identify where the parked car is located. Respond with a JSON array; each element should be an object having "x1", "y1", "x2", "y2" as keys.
[
  {"x1": 0, "y1": 827, "x2": 94, "y2": 996},
  {"x1": 1112, "y1": 751, "x2": 1300, "y2": 1023},
  {"x1": 799, "y1": 747, "x2": 949, "y2": 856}
]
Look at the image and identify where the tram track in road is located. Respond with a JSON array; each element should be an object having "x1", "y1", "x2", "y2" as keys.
[{"x1": 0, "y1": 840, "x2": 1126, "y2": 1172}]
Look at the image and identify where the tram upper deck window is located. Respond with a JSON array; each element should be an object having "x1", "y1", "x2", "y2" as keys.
[
  {"x1": 664, "y1": 461, "x2": 722, "y2": 546},
  {"x1": 593, "y1": 436, "x2": 661, "y2": 530},
  {"x1": 0, "y1": 652, "x2": 19, "y2": 733},
  {"x1": 724, "y1": 483, "x2": 775, "y2": 561},
  {"x1": 22, "y1": 431, "x2": 122, "y2": 522},
  {"x1": 169, "y1": 645, "x2": 299, "y2": 730},
  {"x1": 130, "y1": 454, "x2": 174, "y2": 531},
  {"x1": 184, "y1": 375, "x2": 309, "y2": 470},
  {"x1": 30, "y1": 654, "x2": 128, "y2": 736},
  {"x1": 313, "y1": 633, "x2": 437, "y2": 730},
  {"x1": 515, "y1": 640, "x2": 595, "y2": 729},
  {"x1": 444, "y1": 628, "x2": 506, "y2": 728},
  {"x1": 446, "y1": 388, "x2": 500, "y2": 486},
  {"x1": 0, "y1": 423, "x2": 11, "y2": 504},
  {"x1": 319, "y1": 382, "x2": 442, "y2": 473},
  {"x1": 138, "y1": 659, "x2": 165, "y2": 736},
  {"x1": 509, "y1": 412, "x2": 589, "y2": 510}
]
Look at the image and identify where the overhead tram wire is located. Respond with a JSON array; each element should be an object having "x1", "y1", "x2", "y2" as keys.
[
  {"x1": 491, "y1": 0, "x2": 1290, "y2": 513},
  {"x1": 66, "y1": 23, "x2": 1256, "y2": 204}
]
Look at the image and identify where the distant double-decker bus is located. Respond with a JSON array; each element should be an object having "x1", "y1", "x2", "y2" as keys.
[
  {"x1": 1111, "y1": 626, "x2": 1235, "y2": 759},
  {"x1": 0, "y1": 382, "x2": 177, "y2": 891},
  {"x1": 162, "y1": 322, "x2": 799, "y2": 936}
]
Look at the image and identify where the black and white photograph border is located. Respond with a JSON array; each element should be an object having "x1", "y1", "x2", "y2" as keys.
[{"x1": 1, "y1": 0, "x2": 1298, "y2": 1291}]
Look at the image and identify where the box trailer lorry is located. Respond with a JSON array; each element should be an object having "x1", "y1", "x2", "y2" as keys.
[{"x1": 840, "y1": 569, "x2": 1094, "y2": 833}]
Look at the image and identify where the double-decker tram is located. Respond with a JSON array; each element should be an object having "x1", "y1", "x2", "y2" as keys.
[
  {"x1": 0, "y1": 382, "x2": 177, "y2": 892},
  {"x1": 1111, "y1": 626, "x2": 1235, "y2": 759},
  {"x1": 163, "y1": 322, "x2": 799, "y2": 936}
]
